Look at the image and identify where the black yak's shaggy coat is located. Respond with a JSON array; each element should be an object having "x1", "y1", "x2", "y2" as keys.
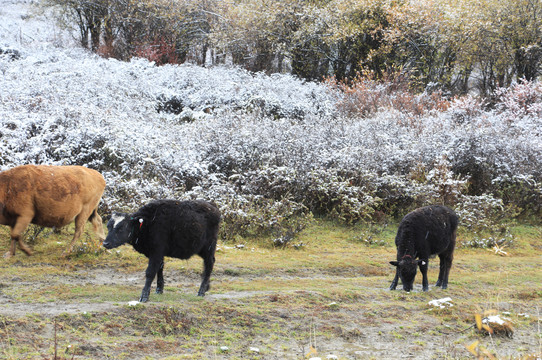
[
  {"x1": 389, "y1": 205, "x2": 458, "y2": 292},
  {"x1": 103, "y1": 200, "x2": 221, "y2": 302}
]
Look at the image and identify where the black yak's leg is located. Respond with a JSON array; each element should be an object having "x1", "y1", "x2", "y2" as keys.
[
  {"x1": 436, "y1": 254, "x2": 446, "y2": 287},
  {"x1": 440, "y1": 252, "x2": 454, "y2": 289},
  {"x1": 156, "y1": 261, "x2": 165, "y2": 294},
  {"x1": 198, "y1": 255, "x2": 215, "y2": 296},
  {"x1": 140, "y1": 256, "x2": 162, "y2": 302},
  {"x1": 419, "y1": 260, "x2": 429, "y2": 291},
  {"x1": 390, "y1": 267, "x2": 399, "y2": 290},
  {"x1": 440, "y1": 231, "x2": 456, "y2": 289}
]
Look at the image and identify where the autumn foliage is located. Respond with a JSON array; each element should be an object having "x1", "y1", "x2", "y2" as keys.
[{"x1": 43, "y1": 0, "x2": 542, "y2": 96}]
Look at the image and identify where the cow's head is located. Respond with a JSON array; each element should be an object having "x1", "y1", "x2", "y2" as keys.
[
  {"x1": 103, "y1": 213, "x2": 142, "y2": 249},
  {"x1": 390, "y1": 256, "x2": 425, "y2": 292}
]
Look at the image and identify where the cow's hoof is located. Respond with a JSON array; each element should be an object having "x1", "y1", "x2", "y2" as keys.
[
  {"x1": 20, "y1": 248, "x2": 33, "y2": 256},
  {"x1": 139, "y1": 296, "x2": 149, "y2": 303},
  {"x1": 422, "y1": 287, "x2": 429, "y2": 292},
  {"x1": 435, "y1": 280, "x2": 442, "y2": 287},
  {"x1": 156, "y1": 288, "x2": 163, "y2": 294}
]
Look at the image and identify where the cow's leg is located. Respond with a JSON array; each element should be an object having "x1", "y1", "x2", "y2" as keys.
[
  {"x1": 64, "y1": 212, "x2": 88, "y2": 256},
  {"x1": 89, "y1": 208, "x2": 106, "y2": 242},
  {"x1": 156, "y1": 261, "x2": 165, "y2": 294},
  {"x1": 390, "y1": 267, "x2": 399, "y2": 290},
  {"x1": 140, "y1": 255, "x2": 162, "y2": 302},
  {"x1": 198, "y1": 254, "x2": 215, "y2": 296},
  {"x1": 419, "y1": 260, "x2": 429, "y2": 291},
  {"x1": 4, "y1": 216, "x2": 33, "y2": 258}
]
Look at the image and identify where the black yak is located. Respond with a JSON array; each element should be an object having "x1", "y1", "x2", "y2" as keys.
[
  {"x1": 103, "y1": 199, "x2": 221, "y2": 302},
  {"x1": 389, "y1": 205, "x2": 458, "y2": 292},
  {"x1": 0, "y1": 165, "x2": 106, "y2": 257}
]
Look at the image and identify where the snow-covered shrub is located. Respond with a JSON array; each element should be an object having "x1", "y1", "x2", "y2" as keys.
[
  {"x1": 455, "y1": 194, "x2": 517, "y2": 248},
  {"x1": 0, "y1": 47, "x2": 21, "y2": 61},
  {"x1": 1, "y1": 1, "x2": 541, "y2": 248},
  {"x1": 426, "y1": 157, "x2": 469, "y2": 206},
  {"x1": 184, "y1": 183, "x2": 311, "y2": 243},
  {"x1": 448, "y1": 94, "x2": 484, "y2": 124},
  {"x1": 327, "y1": 75, "x2": 451, "y2": 118},
  {"x1": 350, "y1": 224, "x2": 390, "y2": 247},
  {"x1": 492, "y1": 175, "x2": 542, "y2": 216},
  {"x1": 298, "y1": 169, "x2": 381, "y2": 224},
  {"x1": 461, "y1": 231, "x2": 515, "y2": 249},
  {"x1": 156, "y1": 94, "x2": 184, "y2": 114},
  {"x1": 495, "y1": 80, "x2": 542, "y2": 117}
]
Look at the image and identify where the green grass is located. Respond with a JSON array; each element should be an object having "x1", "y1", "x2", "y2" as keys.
[{"x1": 0, "y1": 220, "x2": 540, "y2": 359}]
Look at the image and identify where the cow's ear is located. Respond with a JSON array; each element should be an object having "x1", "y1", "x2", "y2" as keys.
[{"x1": 390, "y1": 261, "x2": 399, "y2": 267}]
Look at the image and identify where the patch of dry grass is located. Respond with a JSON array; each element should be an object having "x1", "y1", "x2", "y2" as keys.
[{"x1": 0, "y1": 220, "x2": 540, "y2": 359}]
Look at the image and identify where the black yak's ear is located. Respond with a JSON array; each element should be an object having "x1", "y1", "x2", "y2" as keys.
[{"x1": 390, "y1": 261, "x2": 399, "y2": 267}]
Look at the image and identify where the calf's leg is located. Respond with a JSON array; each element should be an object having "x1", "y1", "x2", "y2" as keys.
[
  {"x1": 156, "y1": 261, "x2": 165, "y2": 294},
  {"x1": 436, "y1": 254, "x2": 446, "y2": 287},
  {"x1": 419, "y1": 260, "x2": 429, "y2": 291},
  {"x1": 198, "y1": 254, "x2": 215, "y2": 296},
  {"x1": 437, "y1": 233, "x2": 456, "y2": 289},
  {"x1": 140, "y1": 255, "x2": 163, "y2": 302},
  {"x1": 389, "y1": 267, "x2": 399, "y2": 290},
  {"x1": 440, "y1": 252, "x2": 454, "y2": 289}
]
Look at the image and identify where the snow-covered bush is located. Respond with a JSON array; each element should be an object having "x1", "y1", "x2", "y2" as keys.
[
  {"x1": 0, "y1": 2, "x2": 541, "y2": 247},
  {"x1": 327, "y1": 75, "x2": 451, "y2": 118},
  {"x1": 495, "y1": 80, "x2": 542, "y2": 117},
  {"x1": 492, "y1": 175, "x2": 542, "y2": 216},
  {"x1": 455, "y1": 194, "x2": 517, "y2": 248}
]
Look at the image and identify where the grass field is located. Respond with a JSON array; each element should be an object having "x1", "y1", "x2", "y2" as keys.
[{"x1": 0, "y1": 220, "x2": 540, "y2": 359}]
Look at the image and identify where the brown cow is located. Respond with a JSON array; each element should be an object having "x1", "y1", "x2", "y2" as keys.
[{"x1": 0, "y1": 164, "x2": 106, "y2": 257}]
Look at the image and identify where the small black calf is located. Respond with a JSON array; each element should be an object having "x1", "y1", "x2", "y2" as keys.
[
  {"x1": 389, "y1": 205, "x2": 458, "y2": 292},
  {"x1": 103, "y1": 199, "x2": 221, "y2": 302}
]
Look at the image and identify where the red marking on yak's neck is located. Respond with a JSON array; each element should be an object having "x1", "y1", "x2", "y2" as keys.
[{"x1": 402, "y1": 254, "x2": 413, "y2": 260}]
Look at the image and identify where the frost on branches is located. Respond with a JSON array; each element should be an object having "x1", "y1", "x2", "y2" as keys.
[{"x1": 0, "y1": 1, "x2": 541, "y2": 245}]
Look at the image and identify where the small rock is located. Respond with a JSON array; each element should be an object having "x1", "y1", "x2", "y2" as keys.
[{"x1": 249, "y1": 347, "x2": 259, "y2": 353}]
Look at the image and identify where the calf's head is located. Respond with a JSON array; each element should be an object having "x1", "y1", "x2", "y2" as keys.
[
  {"x1": 103, "y1": 213, "x2": 143, "y2": 249},
  {"x1": 390, "y1": 256, "x2": 425, "y2": 292}
]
